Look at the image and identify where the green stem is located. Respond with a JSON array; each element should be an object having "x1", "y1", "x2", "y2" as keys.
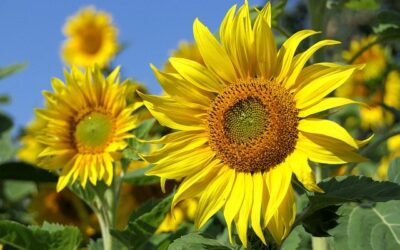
[
  {"x1": 307, "y1": 0, "x2": 327, "y2": 63},
  {"x1": 311, "y1": 165, "x2": 329, "y2": 250},
  {"x1": 274, "y1": 25, "x2": 291, "y2": 38}
]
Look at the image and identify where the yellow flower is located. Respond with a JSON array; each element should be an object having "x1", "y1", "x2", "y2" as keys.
[
  {"x1": 342, "y1": 35, "x2": 387, "y2": 83},
  {"x1": 36, "y1": 67, "x2": 142, "y2": 191},
  {"x1": 140, "y1": 2, "x2": 366, "y2": 246},
  {"x1": 164, "y1": 41, "x2": 204, "y2": 73},
  {"x1": 156, "y1": 198, "x2": 197, "y2": 233},
  {"x1": 17, "y1": 115, "x2": 47, "y2": 164},
  {"x1": 377, "y1": 135, "x2": 400, "y2": 179},
  {"x1": 61, "y1": 7, "x2": 119, "y2": 68},
  {"x1": 357, "y1": 70, "x2": 400, "y2": 130}
]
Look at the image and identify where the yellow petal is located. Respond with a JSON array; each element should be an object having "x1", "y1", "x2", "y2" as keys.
[
  {"x1": 275, "y1": 30, "x2": 320, "y2": 83},
  {"x1": 285, "y1": 40, "x2": 340, "y2": 89},
  {"x1": 169, "y1": 57, "x2": 224, "y2": 93},
  {"x1": 298, "y1": 118, "x2": 358, "y2": 149},
  {"x1": 224, "y1": 171, "x2": 245, "y2": 243},
  {"x1": 195, "y1": 166, "x2": 235, "y2": 228},
  {"x1": 294, "y1": 65, "x2": 358, "y2": 109},
  {"x1": 172, "y1": 160, "x2": 220, "y2": 209},
  {"x1": 299, "y1": 97, "x2": 361, "y2": 117},
  {"x1": 254, "y1": 12, "x2": 277, "y2": 78},
  {"x1": 296, "y1": 132, "x2": 367, "y2": 164},
  {"x1": 235, "y1": 173, "x2": 253, "y2": 248},
  {"x1": 194, "y1": 18, "x2": 237, "y2": 83},
  {"x1": 146, "y1": 147, "x2": 215, "y2": 180},
  {"x1": 250, "y1": 172, "x2": 266, "y2": 244},
  {"x1": 139, "y1": 93, "x2": 205, "y2": 131},
  {"x1": 287, "y1": 151, "x2": 323, "y2": 192},
  {"x1": 150, "y1": 64, "x2": 212, "y2": 107},
  {"x1": 264, "y1": 164, "x2": 291, "y2": 227}
]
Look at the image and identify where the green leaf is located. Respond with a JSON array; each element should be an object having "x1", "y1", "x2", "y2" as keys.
[
  {"x1": 0, "y1": 162, "x2": 57, "y2": 182},
  {"x1": 388, "y1": 157, "x2": 400, "y2": 184},
  {"x1": 3, "y1": 181, "x2": 37, "y2": 202},
  {"x1": 0, "y1": 132, "x2": 15, "y2": 163},
  {"x1": 281, "y1": 226, "x2": 311, "y2": 250},
  {"x1": 271, "y1": 0, "x2": 288, "y2": 26},
  {"x1": 122, "y1": 164, "x2": 160, "y2": 185},
  {"x1": 331, "y1": 201, "x2": 400, "y2": 250},
  {"x1": 373, "y1": 11, "x2": 400, "y2": 40},
  {"x1": 0, "y1": 220, "x2": 81, "y2": 250},
  {"x1": 0, "y1": 63, "x2": 26, "y2": 80},
  {"x1": 297, "y1": 176, "x2": 400, "y2": 236},
  {"x1": 111, "y1": 194, "x2": 173, "y2": 249},
  {"x1": 301, "y1": 205, "x2": 340, "y2": 237},
  {"x1": 345, "y1": 0, "x2": 379, "y2": 10},
  {"x1": 168, "y1": 233, "x2": 232, "y2": 250},
  {"x1": 0, "y1": 112, "x2": 13, "y2": 134},
  {"x1": 0, "y1": 95, "x2": 10, "y2": 104}
]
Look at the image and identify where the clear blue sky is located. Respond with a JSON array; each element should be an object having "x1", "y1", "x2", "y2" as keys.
[{"x1": 0, "y1": 0, "x2": 265, "y2": 130}]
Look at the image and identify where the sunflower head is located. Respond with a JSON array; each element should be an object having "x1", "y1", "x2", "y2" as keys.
[
  {"x1": 61, "y1": 7, "x2": 119, "y2": 68},
  {"x1": 141, "y1": 2, "x2": 366, "y2": 247},
  {"x1": 36, "y1": 66, "x2": 142, "y2": 191}
]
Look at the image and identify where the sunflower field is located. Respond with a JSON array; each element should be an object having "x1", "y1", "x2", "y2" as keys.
[{"x1": 1, "y1": 0, "x2": 400, "y2": 249}]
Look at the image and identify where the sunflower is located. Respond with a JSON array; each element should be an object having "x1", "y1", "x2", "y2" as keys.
[
  {"x1": 61, "y1": 7, "x2": 119, "y2": 68},
  {"x1": 164, "y1": 41, "x2": 204, "y2": 73},
  {"x1": 140, "y1": 2, "x2": 367, "y2": 246},
  {"x1": 36, "y1": 67, "x2": 142, "y2": 191}
]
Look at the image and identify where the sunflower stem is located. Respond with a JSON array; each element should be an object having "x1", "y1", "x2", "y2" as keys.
[{"x1": 311, "y1": 165, "x2": 329, "y2": 250}]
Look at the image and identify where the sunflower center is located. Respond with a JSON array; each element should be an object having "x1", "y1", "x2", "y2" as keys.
[
  {"x1": 207, "y1": 79, "x2": 299, "y2": 173},
  {"x1": 74, "y1": 112, "x2": 114, "y2": 152},
  {"x1": 224, "y1": 98, "x2": 268, "y2": 144},
  {"x1": 80, "y1": 27, "x2": 102, "y2": 54}
]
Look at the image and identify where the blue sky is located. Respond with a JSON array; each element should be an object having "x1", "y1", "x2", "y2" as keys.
[{"x1": 0, "y1": 0, "x2": 264, "y2": 130}]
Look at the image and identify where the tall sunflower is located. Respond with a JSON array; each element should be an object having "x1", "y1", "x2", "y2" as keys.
[
  {"x1": 140, "y1": 2, "x2": 367, "y2": 246},
  {"x1": 61, "y1": 7, "x2": 119, "y2": 68},
  {"x1": 36, "y1": 67, "x2": 142, "y2": 191}
]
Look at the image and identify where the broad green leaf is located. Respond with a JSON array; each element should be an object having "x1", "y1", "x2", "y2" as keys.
[
  {"x1": 388, "y1": 157, "x2": 400, "y2": 184},
  {"x1": 0, "y1": 220, "x2": 81, "y2": 250},
  {"x1": 331, "y1": 201, "x2": 400, "y2": 250},
  {"x1": 122, "y1": 165, "x2": 160, "y2": 185},
  {"x1": 345, "y1": 0, "x2": 379, "y2": 10},
  {"x1": 297, "y1": 176, "x2": 400, "y2": 236},
  {"x1": 3, "y1": 181, "x2": 37, "y2": 202},
  {"x1": 0, "y1": 113, "x2": 13, "y2": 134},
  {"x1": 168, "y1": 233, "x2": 232, "y2": 250},
  {"x1": 0, "y1": 64, "x2": 26, "y2": 80},
  {"x1": 0, "y1": 162, "x2": 57, "y2": 182},
  {"x1": 111, "y1": 194, "x2": 173, "y2": 249},
  {"x1": 281, "y1": 226, "x2": 311, "y2": 250}
]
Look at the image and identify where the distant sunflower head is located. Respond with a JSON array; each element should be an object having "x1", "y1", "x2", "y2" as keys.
[
  {"x1": 17, "y1": 115, "x2": 47, "y2": 164},
  {"x1": 62, "y1": 7, "x2": 119, "y2": 68},
  {"x1": 141, "y1": 2, "x2": 368, "y2": 246},
  {"x1": 164, "y1": 41, "x2": 204, "y2": 73},
  {"x1": 340, "y1": 35, "x2": 388, "y2": 91},
  {"x1": 36, "y1": 66, "x2": 142, "y2": 191}
]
